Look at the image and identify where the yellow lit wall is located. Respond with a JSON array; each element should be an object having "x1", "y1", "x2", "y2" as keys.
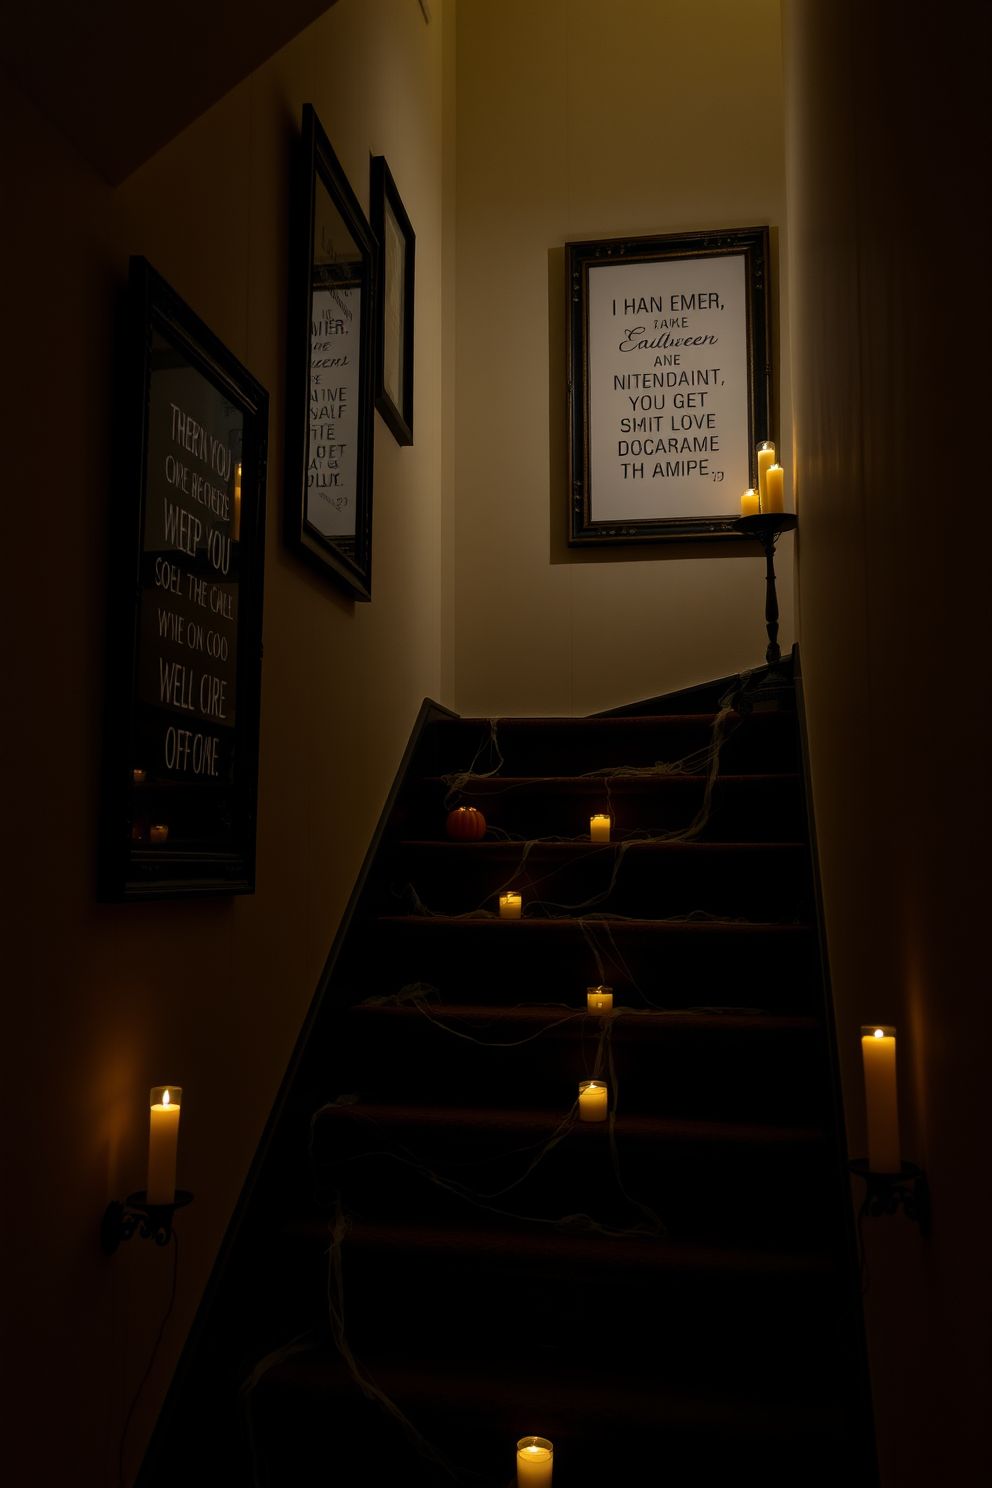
[
  {"x1": 0, "y1": 3, "x2": 448, "y2": 1482},
  {"x1": 451, "y1": 0, "x2": 792, "y2": 717}
]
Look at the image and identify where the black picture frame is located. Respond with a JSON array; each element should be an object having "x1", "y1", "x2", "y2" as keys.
[
  {"x1": 370, "y1": 155, "x2": 415, "y2": 446},
  {"x1": 286, "y1": 105, "x2": 378, "y2": 601},
  {"x1": 100, "y1": 256, "x2": 268, "y2": 901},
  {"x1": 567, "y1": 226, "x2": 771, "y2": 546}
]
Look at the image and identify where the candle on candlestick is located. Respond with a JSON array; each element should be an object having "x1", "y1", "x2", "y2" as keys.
[
  {"x1": 590, "y1": 814, "x2": 611, "y2": 842},
  {"x1": 499, "y1": 892, "x2": 522, "y2": 919},
  {"x1": 147, "y1": 1086, "x2": 182, "y2": 1205},
  {"x1": 756, "y1": 440, "x2": 776, "y2": 506},
  {"x1": 232, "y1": 462, "x2": 242, "y2": 542},
  {"x1": 578, "y1": 1080, "x2": 608, "y2": 1122},
  {"x1": 517, "y1": 1437, "x2": 553, "y2": 1488},
  {"x1": 586, "y1": 986, "x2": 613, "y2": 1011},
  {"x1": 764, "y1": 464, "x2": 785, "y2": 513},
  {"x1": 861, "y1": 1026, "x2": 900, "y2": 1173},
  {"x1": 740, "y1": 488, "x2": 760, "y2": 516}
]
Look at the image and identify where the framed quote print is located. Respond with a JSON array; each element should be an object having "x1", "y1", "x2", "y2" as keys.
[
  {"x1": 100, "y1": 256, "x2": 268, "y2": 900},
  {"x1": 286, "y1": 104, "x2": 378, "y2": 600},
  {"x1": 371, "y1": 155, "x2": 415, "y2": 446},
  {"x1": 567, "y1": 226, "x2": 771, "y2": 545}
]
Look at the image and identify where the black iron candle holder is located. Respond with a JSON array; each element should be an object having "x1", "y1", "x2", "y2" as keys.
[
  {"x1": 101, "y1": 1190, "x2": 193, "y2": 1254},
  {"x1": 848, "y1": 1160, "x2": 931, "y2": 1237},
  {"x1": 733, "y1": 513, "x2": 798, "y2": 707}
]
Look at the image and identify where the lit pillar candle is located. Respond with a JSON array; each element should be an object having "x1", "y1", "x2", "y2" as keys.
[
  {"x1": 586, "y1": 986, "x2": 613, "y2": 1011},
  {"x1": 764, "y1": 464, "x2": 785, "y2": 513},
  {"x1": 860, "y1": 1026, "x2": 900, "y2": 1173},
  {"x1": 740, "y1": 488, "x2": 760, "y2": 516},
  {"x1": 150, "y1": 824, "x2": 169, "y2": 844},
  {"x1": 578, "y1": 1080, "x2": 608, "y2": 1122},
  {"x1": 517, "y1": 1437, "x2": 553, "y2": 1488},
  {"x1": 147, "y1": 1086, "x2": 182, "y2": 1204},
  {"x1": 590, "y1": 814, "x2": 611, "y2": 842},
  {"x1": 756, "y1": 440, "x2": 776, "y2": 506},
  {"x1": 499, "y1": 892, "x2": 522, "y2": 919},
  {"x1": 232, "y1": 461, "x2": 242, "y2": 542}
]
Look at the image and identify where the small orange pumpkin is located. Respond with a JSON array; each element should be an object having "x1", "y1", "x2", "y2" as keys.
[{"x1": 446, "y1": 806, "x2": 486, "y2": 841}]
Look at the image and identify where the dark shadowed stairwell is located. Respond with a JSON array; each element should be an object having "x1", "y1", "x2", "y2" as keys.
[{"x1": 139, "y1": 650, "x2": 878, "y2": 1488}]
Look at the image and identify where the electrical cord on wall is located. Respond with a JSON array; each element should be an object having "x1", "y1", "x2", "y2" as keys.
[{"x1": 118, "y1": 1231, "x2": 179, "y2": 1488}]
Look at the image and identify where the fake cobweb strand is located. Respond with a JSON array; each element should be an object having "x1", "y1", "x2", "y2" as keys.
[{"x1": 425, "y1": 676, "x2": 765, "y2": 921}]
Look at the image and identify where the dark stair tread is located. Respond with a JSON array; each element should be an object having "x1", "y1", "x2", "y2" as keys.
[
  {"x1": 315, "y1": 1101, "x2": 826, "y2": 1147},
  {"x1": 448, "y1": 712, "x2": 794, "y2": 728},
  {"x1": 349, "y1": 1003, "x2": 819, "y2": 1036},
  {"x1": 387, "y1": 840, "x2": 807, "y2": 854},
  {"x1": 368, "y1": 915, "x2": 814, "y2": 934},
  {"x1": 278, "y1": 1215, "x2": 837, "y2": 1279},
  {"x1": 426, "y1": 772, "x2": 801, "y2": 787},
  {"x1": 258, "y1": 1348, "x2": 844, "y2": 1436}
]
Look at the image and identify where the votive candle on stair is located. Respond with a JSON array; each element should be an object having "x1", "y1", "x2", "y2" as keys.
[
  {"x1": 590, "y1": 813, "x2": 611, "y2": 842},
  {"x1": 578, "y1": 1080, "x2": 608, "y2": 1122},
  {"x1": 587, "y1": 986, "x2": 613, "y2": 1011},
  {"x1": 499, "y1": 892, "x2": 522, "y2": 919},
  {"x1": 756, "y1": 440, "x2": 776, "y2": 505},
  {"x1": 860, "y1": 1026, "x2": 900, "y2": 1173},
  {"x1": 147, "y1": 1086, "x2": 182, "y2": 1204},
  {"x1": 517, "y1": 1437, "x2": 553, "y2": 1488},
  {"x1": 764, "y1": 463, "x2": 785, "y2": 513},
  {"x1": 740, "y1": 488, "x2": 760, "y2": 516}
]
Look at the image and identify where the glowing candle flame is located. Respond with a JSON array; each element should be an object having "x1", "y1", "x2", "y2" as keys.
[
  {"x1": 163, "y1": 1089, "x2": 171, "y2": 1105},
  {"x1": 874, "y1": 1029, "x2": 884, "y2": 1039}
]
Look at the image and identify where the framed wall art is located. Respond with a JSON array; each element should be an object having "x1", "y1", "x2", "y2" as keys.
[
  {"x1": 370, "y1": 155, "x2": 415, "y2": 446},
  {"x1": 100, "y1": 256, "x2": 268, "y2": 900},
  {"x1": 286, "y1": 104, "x2": 378, "y2": 600},
  {"x1": 567, "y1": 226, "x2": 771, "y2": 545}
]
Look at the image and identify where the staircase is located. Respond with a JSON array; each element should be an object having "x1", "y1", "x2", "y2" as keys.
[{"x1": 142, "y1": 663, "x2": 877, "y2": 1488}]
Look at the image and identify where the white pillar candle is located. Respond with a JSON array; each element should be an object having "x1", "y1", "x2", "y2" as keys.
[
  {"x1": 764, "y1": 464, "x2": 785, "y2": 513},
  {"x1": 590, "y1": 814, "x2": 611, "y2": 842},
  {"x1": 517, "y1": 1437, "x2": 553, "y2": 1488},
  {"x1": 756, "y1": 441, "x2": 776, "y2": 505},
  {"x1": 147, "y1": 1086, "x2": 182, "y2": 1204},
  {"x1": 499, "y1": 893, "x2": 522, "y2": 919},
  {"x1": 861, "y1": 1026, "x2": 900, "y2": 1173},
  {"x1": 586, "y1": 987, "x2": 613, "y2": 1011},
  {"x1": 578, "y1": 1080, "x2": 608, "y2": 1122},
  {"x1": 232, "y1": 461, "x2": 242, "y2": 542},
  {"x1": 740, "y1": 488, "x2": 760, "y2": 516}
]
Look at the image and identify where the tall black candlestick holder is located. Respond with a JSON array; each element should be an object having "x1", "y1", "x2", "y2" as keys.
[{"x1": 733, "y1": 513, "x2": 798, "y2": 708}]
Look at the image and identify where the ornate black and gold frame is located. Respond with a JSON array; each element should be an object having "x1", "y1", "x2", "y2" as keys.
[
  {"x1": 567, "y1": 226, "x2": 770, "y2": 546},
  {"x1": 100, "y1": 256, "x2": 268, "y2": 900},
  {"x1": 371, "y1": 155, "x2": 415, "y2": 446},
  {"x1": 286, "y1": 105, "x2": 378, "y2": 600}
]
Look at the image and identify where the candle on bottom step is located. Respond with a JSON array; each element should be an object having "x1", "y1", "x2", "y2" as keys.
[
  {"x1": 740, "y1": 488, "x2": 760, "y2": 516},
  {"x1": 517, "y1": 1437, "x2": 553, "y2": 1488},
  {"x1": 590, "y1": 813, "x2": 611, "y2": 842},
  {"x1": 150, "y1": 824, "x2": 169, "y2": 844},
  {"x1": 578, "y1": 1080, "x2": 608, "y2": 1122},
  {"x1": 499, "y1": 892, "x2": 522, "y2": 919},
  {"x1": 861, "y1": 1026, "x2": 900, "y2": 1173},
  {"x1": 586, "y1": 986, "x2": 613, "y2": 1011},
  {"x1": 147, "y1": 1086, "x2": 182, "y2": 1204},
  {"x1": 764, "y1": 463, "x2": 785, "y2": 512}
]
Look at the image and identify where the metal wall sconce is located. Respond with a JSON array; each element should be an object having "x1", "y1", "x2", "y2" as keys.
[
  {"x1": 101, "y1": 1190, "x2": 193, "y2": 1253},
  {"x1": 848, "y1": 1160, "x2": 931, "y2": 1237}
]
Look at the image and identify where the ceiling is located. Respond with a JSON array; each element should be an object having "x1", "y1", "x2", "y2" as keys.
[{"x1": 0, "y1": 0, "x2": 338, "y2": 185}]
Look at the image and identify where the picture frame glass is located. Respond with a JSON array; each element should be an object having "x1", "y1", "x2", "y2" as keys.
[
  {"x1": 568, "y1": 228, "x2": 770, "y2": 545},
  {"x1": 381, "y1": 193, "x2": 406, "y2": 412},
  {"x1": 308, "y1": 174, "x2": 363, "y2": 545}
]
